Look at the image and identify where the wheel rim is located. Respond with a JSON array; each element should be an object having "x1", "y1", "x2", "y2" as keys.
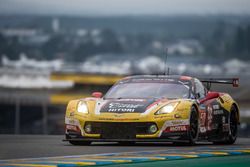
[
  {"x1": 230, "y1": 109, "x2": 237, "y2": 138},
  {"x1": 190, "y1": 108, "x2": 198, "y2": 139}
]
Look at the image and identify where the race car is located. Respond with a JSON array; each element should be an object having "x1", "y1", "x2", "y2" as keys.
[{"x1": 64, "y1": 75, "x2": 240, "y2": 145}]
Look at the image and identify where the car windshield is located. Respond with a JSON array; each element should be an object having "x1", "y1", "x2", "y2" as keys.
[{"x1": 105, "y1": 82, "x2": 191, "y2": 99}]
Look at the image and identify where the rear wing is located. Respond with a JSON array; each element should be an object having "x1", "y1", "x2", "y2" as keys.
[{"x1": 199, "y1": 78, "x2": 239, "y2": 90}]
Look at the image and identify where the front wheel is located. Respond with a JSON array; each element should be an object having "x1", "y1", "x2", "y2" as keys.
[{"x1": 188, "y1": 106, "x2": 199, "y2": 145}]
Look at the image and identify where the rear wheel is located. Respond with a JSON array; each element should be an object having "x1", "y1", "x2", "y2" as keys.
[
  {"x1": 188, "y1": 106, "x2": 199, "y2": 145},
  {"x1": 214, "y1": 105, "x2": 238, "y2": 145},
  {"x1": 69, "y1": 141, "x2": 91, "y2": 146}
]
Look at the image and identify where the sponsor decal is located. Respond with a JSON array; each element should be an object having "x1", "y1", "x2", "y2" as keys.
[
  {"x1": 108, "y1": 102, "x2": 144, "y2": 112},
  {"x1": 213, "y1": 104, "x2": 220, "y2": 110},
  {"x1": 100, "y1": 99, "x2": 155, "y2": 113},
  {"x1": 164, "y1": 125, "x2": 189, "y2": 132},
  {"x1": 200, "y1": 112, "x2": 206, "y2": 126},
  {"x1": 131, "y1": 78, "x2": 175, "y2": 82},
  {"x1": 213, "y1": 109, "x2": 224, "y2": 115},
  {"x1": 161, "y1": 119, "x2": 189, "y2": 133},
  {"x1": 207, "y1": 105, "x2": 213, "y2": 131},
  {"x1": 164, "y1": 119, "x2": 189, "y2": 126}
]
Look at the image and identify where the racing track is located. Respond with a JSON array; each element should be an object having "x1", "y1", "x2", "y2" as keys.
[{"x1": 0, "y1": 135, "x2": 250, "y2": 166}]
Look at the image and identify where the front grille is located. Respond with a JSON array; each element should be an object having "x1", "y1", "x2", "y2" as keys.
[{"x1": 85, "y1": 122, "x2": 156, "y2": 139}]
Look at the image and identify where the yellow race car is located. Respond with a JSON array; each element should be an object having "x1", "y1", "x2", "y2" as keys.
[{"x1": 64, "y1": 75, "x2": 240, "y2": 145}]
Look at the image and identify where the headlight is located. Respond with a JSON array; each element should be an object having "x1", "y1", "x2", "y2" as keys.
[
  {"x1": 77, "y1": 101, "x2": 88, "y2": 114},
  {"x1": 155, "y1": 102, "x2": 179, "y2": 115}
]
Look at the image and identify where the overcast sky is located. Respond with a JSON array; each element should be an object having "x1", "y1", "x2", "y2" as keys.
[{"x1": 0, "y1": 0, "x2": 250, "y2": 16}]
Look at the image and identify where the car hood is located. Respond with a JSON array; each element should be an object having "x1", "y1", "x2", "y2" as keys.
[{"x1": 98, "y1": 98, "x2": 162, "y2": 113}]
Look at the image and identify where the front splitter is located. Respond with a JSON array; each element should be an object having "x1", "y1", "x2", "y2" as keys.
[{"x1": 63, "y1": 137, "x2": 189, "y2": 143}]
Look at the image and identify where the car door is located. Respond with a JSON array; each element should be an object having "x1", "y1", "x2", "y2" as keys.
[{"x1": 194, "y1": 79, "x2": 224, "y2": 140}]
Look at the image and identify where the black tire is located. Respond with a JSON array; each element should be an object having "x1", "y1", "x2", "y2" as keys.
[
  {"x1": 69, "y1": 141, "x2": 91, "y2": 146},
  {"x1": 187, "y1": 106, "x2": 199, "y2": 145},
  {"x1": 214, "y1": 105, "x2": 238, "y2": 145},
  {"x1": 118, "y1": 141, "x2": 135, "y2": 146}
]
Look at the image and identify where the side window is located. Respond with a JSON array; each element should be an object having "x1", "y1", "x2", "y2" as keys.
[{"x1": 194, "y1": 79, "x2": 206, "y2": 99}]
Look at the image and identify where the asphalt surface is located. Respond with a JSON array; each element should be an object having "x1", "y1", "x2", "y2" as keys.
[
  {"x1": 0, "y1": 135, "x2": 250, "y2": 160},
  {"x1": 1, "y1": 135, "x2": 250, "y2": 167}
]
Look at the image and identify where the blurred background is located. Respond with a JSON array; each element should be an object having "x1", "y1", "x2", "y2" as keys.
[{"x1": 0, "y1": 0, "x2": 250, "y2": 136}]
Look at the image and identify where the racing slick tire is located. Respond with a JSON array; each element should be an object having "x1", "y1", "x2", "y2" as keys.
[
  {"x1": 69, "y1": 141, "x2": 92, "y2": 146},
  {"x1": 214, "y1": 105, "x2": 238, "y2": 145},
  {"x1": 187, "y1": 106, "x2": 199, "y2": 145}
]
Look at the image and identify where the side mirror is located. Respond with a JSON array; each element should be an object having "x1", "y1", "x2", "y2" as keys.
[
  {"x1": 199, "y1": 92, "x2": 219, "y2": 103},
  {"x1": 92, "y1": 92, "x2": 103, "y2": 98}
]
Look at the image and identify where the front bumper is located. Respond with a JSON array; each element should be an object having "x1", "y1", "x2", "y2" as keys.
[
  {"x1": 65, "y1": 117, "x2": 190, "y2": 142},
  {"x1": 65, "y1": 124, "x2": 189, "y2": 142}
]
